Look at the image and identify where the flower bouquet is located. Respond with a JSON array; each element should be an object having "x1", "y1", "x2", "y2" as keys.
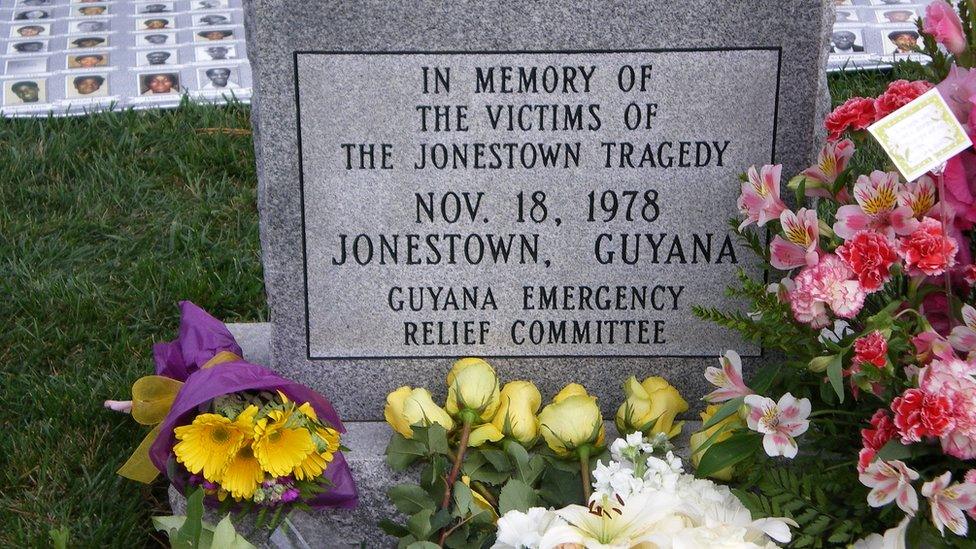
[
  {"x1": 380, "y1": 358, "x2": 793, "y2": 547},
  {"x1": 690, "y1": 2, "x2": 976, "y2": 544},
  {"x1": 107, "y1": 301, "x2": 357, "y2": 533}
]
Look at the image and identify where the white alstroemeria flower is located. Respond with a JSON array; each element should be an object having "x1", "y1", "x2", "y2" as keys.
[
  {"x1": 704, "y1": 350, "x2": 754, "y2": 403},
  {"x1": 744, "y1": 393, "x2": 811, "y2": 458},
  {"x1": 859, "y1": 459, "x2": 919, "y2": 516},
  {"x1": 545, "y1": 490, "x2": 682, "y2": 548},
  {"x1": 492, "y1": 507, "x2": 565, "y2": 549},
  {"x1": 850, "y1": 516, "x2": 910, "y2": 549},
  {"x1": 590, "y1": 459, "x2": 642, "y2": 503},
  {"x1": 949, "y1": 304, "x2": 976, "y2": 354},
  {"x1": 818, "y1": 319, "x2": 852, "y2": 344},
  {"x1": 922, "y1": 472, "x2": 976, "y2": 536}
]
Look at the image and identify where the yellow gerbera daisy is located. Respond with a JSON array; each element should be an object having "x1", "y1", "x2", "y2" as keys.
[
  {"x1": 173, "y1": 413, "x2": 248, "y2": 481},
  {"x1": 294, "y1": 426, "x2": 340, "y2": 481},
  {"x1": 220, "y1": 443, "x2": 264, "y2": 500},
  {"x1": 252, "y1": 409, "x2": 315, "y2": 477}
]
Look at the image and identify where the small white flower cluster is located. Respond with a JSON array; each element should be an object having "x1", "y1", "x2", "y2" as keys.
[{"x1": 493, "y1": 433, "x2": 796, "y2": 549}]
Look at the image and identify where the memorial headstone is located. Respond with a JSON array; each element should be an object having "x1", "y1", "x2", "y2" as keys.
[{"x1": 234, "y1": 0, "x2": 833, "y2": 543}]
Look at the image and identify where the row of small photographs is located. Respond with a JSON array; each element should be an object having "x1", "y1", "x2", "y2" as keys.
[
  {"x1": 5, "y1": 0, "x2": 233, "y2": 15},
  {"x1": 10, "y1": 0, "x2": 231, "y2": 7},
  {"x1": 830, "y1": 27, "x2": 922, "y2": 55},
  {"x1": 4, "y1": 45, "x2": 242, "y2": 73},
  {"x1": 1, "y1": 14, "x2": 239, "y2": 29},
  {"x1": 2, "y1": 67, "x2": 246, "y2": 105},
  {"x1": 4, "y1": 27, "x2": 242, "y2": 52},
  {"x1": 835, "y1": 6, "x2": 920, "y2": 22}
]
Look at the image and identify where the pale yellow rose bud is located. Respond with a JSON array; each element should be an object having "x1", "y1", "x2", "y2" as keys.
[
  {"x1": 384, "y1": 386, "x2": 454, "y2": 438},
  {"x1": 538, "y1": 384, "x2": 605, "y2": 458},
  {"x1": 614, "y1": 376, "x2": 689, "y2": 439},
  {"x1": 552, "y1": 383, "x2": 588, "y2": 403},
  {"x1": 690, "y1": 404, "x2": 746, "y2": 480},
  {"x1": 490, "y1": 381, "x2": 542, "y2": 445},
  {"x1": 445, "y1": 357, "x2": 501, "y2": 422}
]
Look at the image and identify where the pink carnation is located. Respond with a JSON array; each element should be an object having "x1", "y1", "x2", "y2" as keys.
[
  {"x1": 944, "y1": 150, "x2": 976, "y2": 230},
  {"x1": 892, "y1": 388, "x2": 955, "y2": 443},
  {"x1": 874, "y1": 80, "x2": 934, "y2": 120},
  {"x1": 920, "y1": 359, "x2": 976, "y2": 459},
  {"x1": 854, "y1": 331, "x2": 888, "y2": 368},
  {"x1": 788, "y1": 254, "x2": 866, "y2": 328},
  {"x1": 825, "y1": 97, "x2": 876, "y2": 140},
  {"x1": 836, "y1": 231, "x2": 899, "y2": 292},
  {"x1": 924, "y1": 0, "x2": 968, "y2": 56},
  {"x1": 897, "y1": 217, "x2": 959, "y2": 277}
]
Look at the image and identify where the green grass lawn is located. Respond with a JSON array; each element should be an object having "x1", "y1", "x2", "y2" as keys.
[{"x1": 0, "y1": 67, "x2": 923, "y2": 546}]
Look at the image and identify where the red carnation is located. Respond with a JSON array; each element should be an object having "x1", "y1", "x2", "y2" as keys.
[
  {"x1": 897, "y1": 217, "x2": 959, "y2": 277},
  {"x1": 874, "y1": 80, "x2": 934, "y2": 120},
  {"x1": 858, "y1": 410, "x2": 898, "y2": 472},
  {"x1": 825, "y1": 97, "x2": 876, "y2": 140},
  {"x1": 854, "y1": 331, "x2": 888, "y2": 368},
  {"x1": 891, "y1": 388, "x2": 955, "y2": 443},
  {"x1": 837, "y1": 230, "x2": 898, "y2": 292}
]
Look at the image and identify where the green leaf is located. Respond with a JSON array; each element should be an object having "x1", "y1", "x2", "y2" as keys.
[
  {"x1": 695, "y1": 432, "x2": 761, "y2": 478},
  {"x1": 462, "y1": 451, "x2": 511, "y2": 484},
  {"x1": 750, "y1": 362, "x2": 782, "y2": 394},
  {"x1": 378, "y1": 519, "x2": 411, "y2": 538},
  {"x1": 407, "y1": 509, "x2": 434, "y2": 541},
  {"x1": 48, "y1": 526, "x2": 70, "y2": 549},
  {"x1": 415, "y1": 424, "x2": 451, "y2": 456},
  {"x1": 430, "y1": 509, "x2": 453, "y2": 532},
  {"x1": 406, "y1": 541, "x2": 441, "y2": 549},
  {"x1": 827, "y1": 353, "x2": 845, "y2": 403},
  {"x1": 701, "y1": 397, "x2": 744, "y2": 430},
  {"x1": 389, "y1": 484, "x2": 437, "y2": 515},
  {"x1": 177, "y1": 489, "x2": 205, "y2": 547},
  {"x1": 452, "y1": 480, "x2": 474, "y2": 517},
  {"x1": 210, "y1": 515, "x2": 255, "y2": 549},
  {"x1": 386, "y1": 433, "x2": 428, "y2": 471},
  {"x1": 481, "y1": 448, "x2": 512, "y2": 472},
  {"x1": 498, "y1": 479, "x2": 537, "y2": 514},
  {"x1": 504, "y1": 441, "x2": 545, "y2": 485}
]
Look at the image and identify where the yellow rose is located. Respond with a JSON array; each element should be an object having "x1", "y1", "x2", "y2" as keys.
[
  {"x1": 614, "y1": 376, "x2": 688, "y2": 439},
  {"x1": 690, "y1": 404, "x2": 745, "y2": 480},
  {"x1": 538, "y1": 384, "x2": 605, "y2": 457},
  {"x1": 490, "y1": 381, "x2": 542, "y2": 446},
  {"x1": 445, "y1": 357, "x2": 500, "y2": 422},
  {"x1": 384, "y1": 386, "x2": 454, "y2": 438},
  {"x1": 552, "y1": 383, "x2": 588, "y2": 402}
]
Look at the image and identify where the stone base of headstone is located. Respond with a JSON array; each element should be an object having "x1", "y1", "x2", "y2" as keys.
[{"x1": 166, "y1": 322, "x2": 701, "y2": 547}]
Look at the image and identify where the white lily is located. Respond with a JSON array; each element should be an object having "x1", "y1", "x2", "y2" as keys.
[{"x1": 543, "y1": 490, "x2": 683, "y2": 549}]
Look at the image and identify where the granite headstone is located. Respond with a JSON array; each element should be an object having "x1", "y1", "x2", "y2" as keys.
[{"x1": 243, "y1": 0, "x2": 832, "y2": 422}]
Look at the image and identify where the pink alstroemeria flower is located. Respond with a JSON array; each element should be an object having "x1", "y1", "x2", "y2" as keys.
[
  {"x1": 898, "y1": 175, "x2": 937, "y2": 230},
  {"x1": 704, "y1": 350, "x2": 754, "y2": 403},
  {"x1": 949, "y1": 304, "x2": 976, "y2": 355},
  {"x1": 738, "y1": 164, "x2": 787, "y2": 230},
  {"x1": 922, "y1": 472, "x2": 976, "y2": 536},
  {"x1": 800, "y1": 138, "x2": 854, "y2": 200},
  {"x1": 834, "y1": 171, "x2": 915, "y2": 240},
  {"x1": 770, "y1": 208, "x2": 821, "y2": 270},
  {"x1": 744, "y1": 393, "x2": 811, "y2": 458},
  {"x1": 859, "y1": 459, "x2": 920, "y2": 516}
]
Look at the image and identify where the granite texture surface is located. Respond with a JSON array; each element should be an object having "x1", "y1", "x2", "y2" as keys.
[{"x1": 241, "y1": 0, "x2": 833, "y2": 421}]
